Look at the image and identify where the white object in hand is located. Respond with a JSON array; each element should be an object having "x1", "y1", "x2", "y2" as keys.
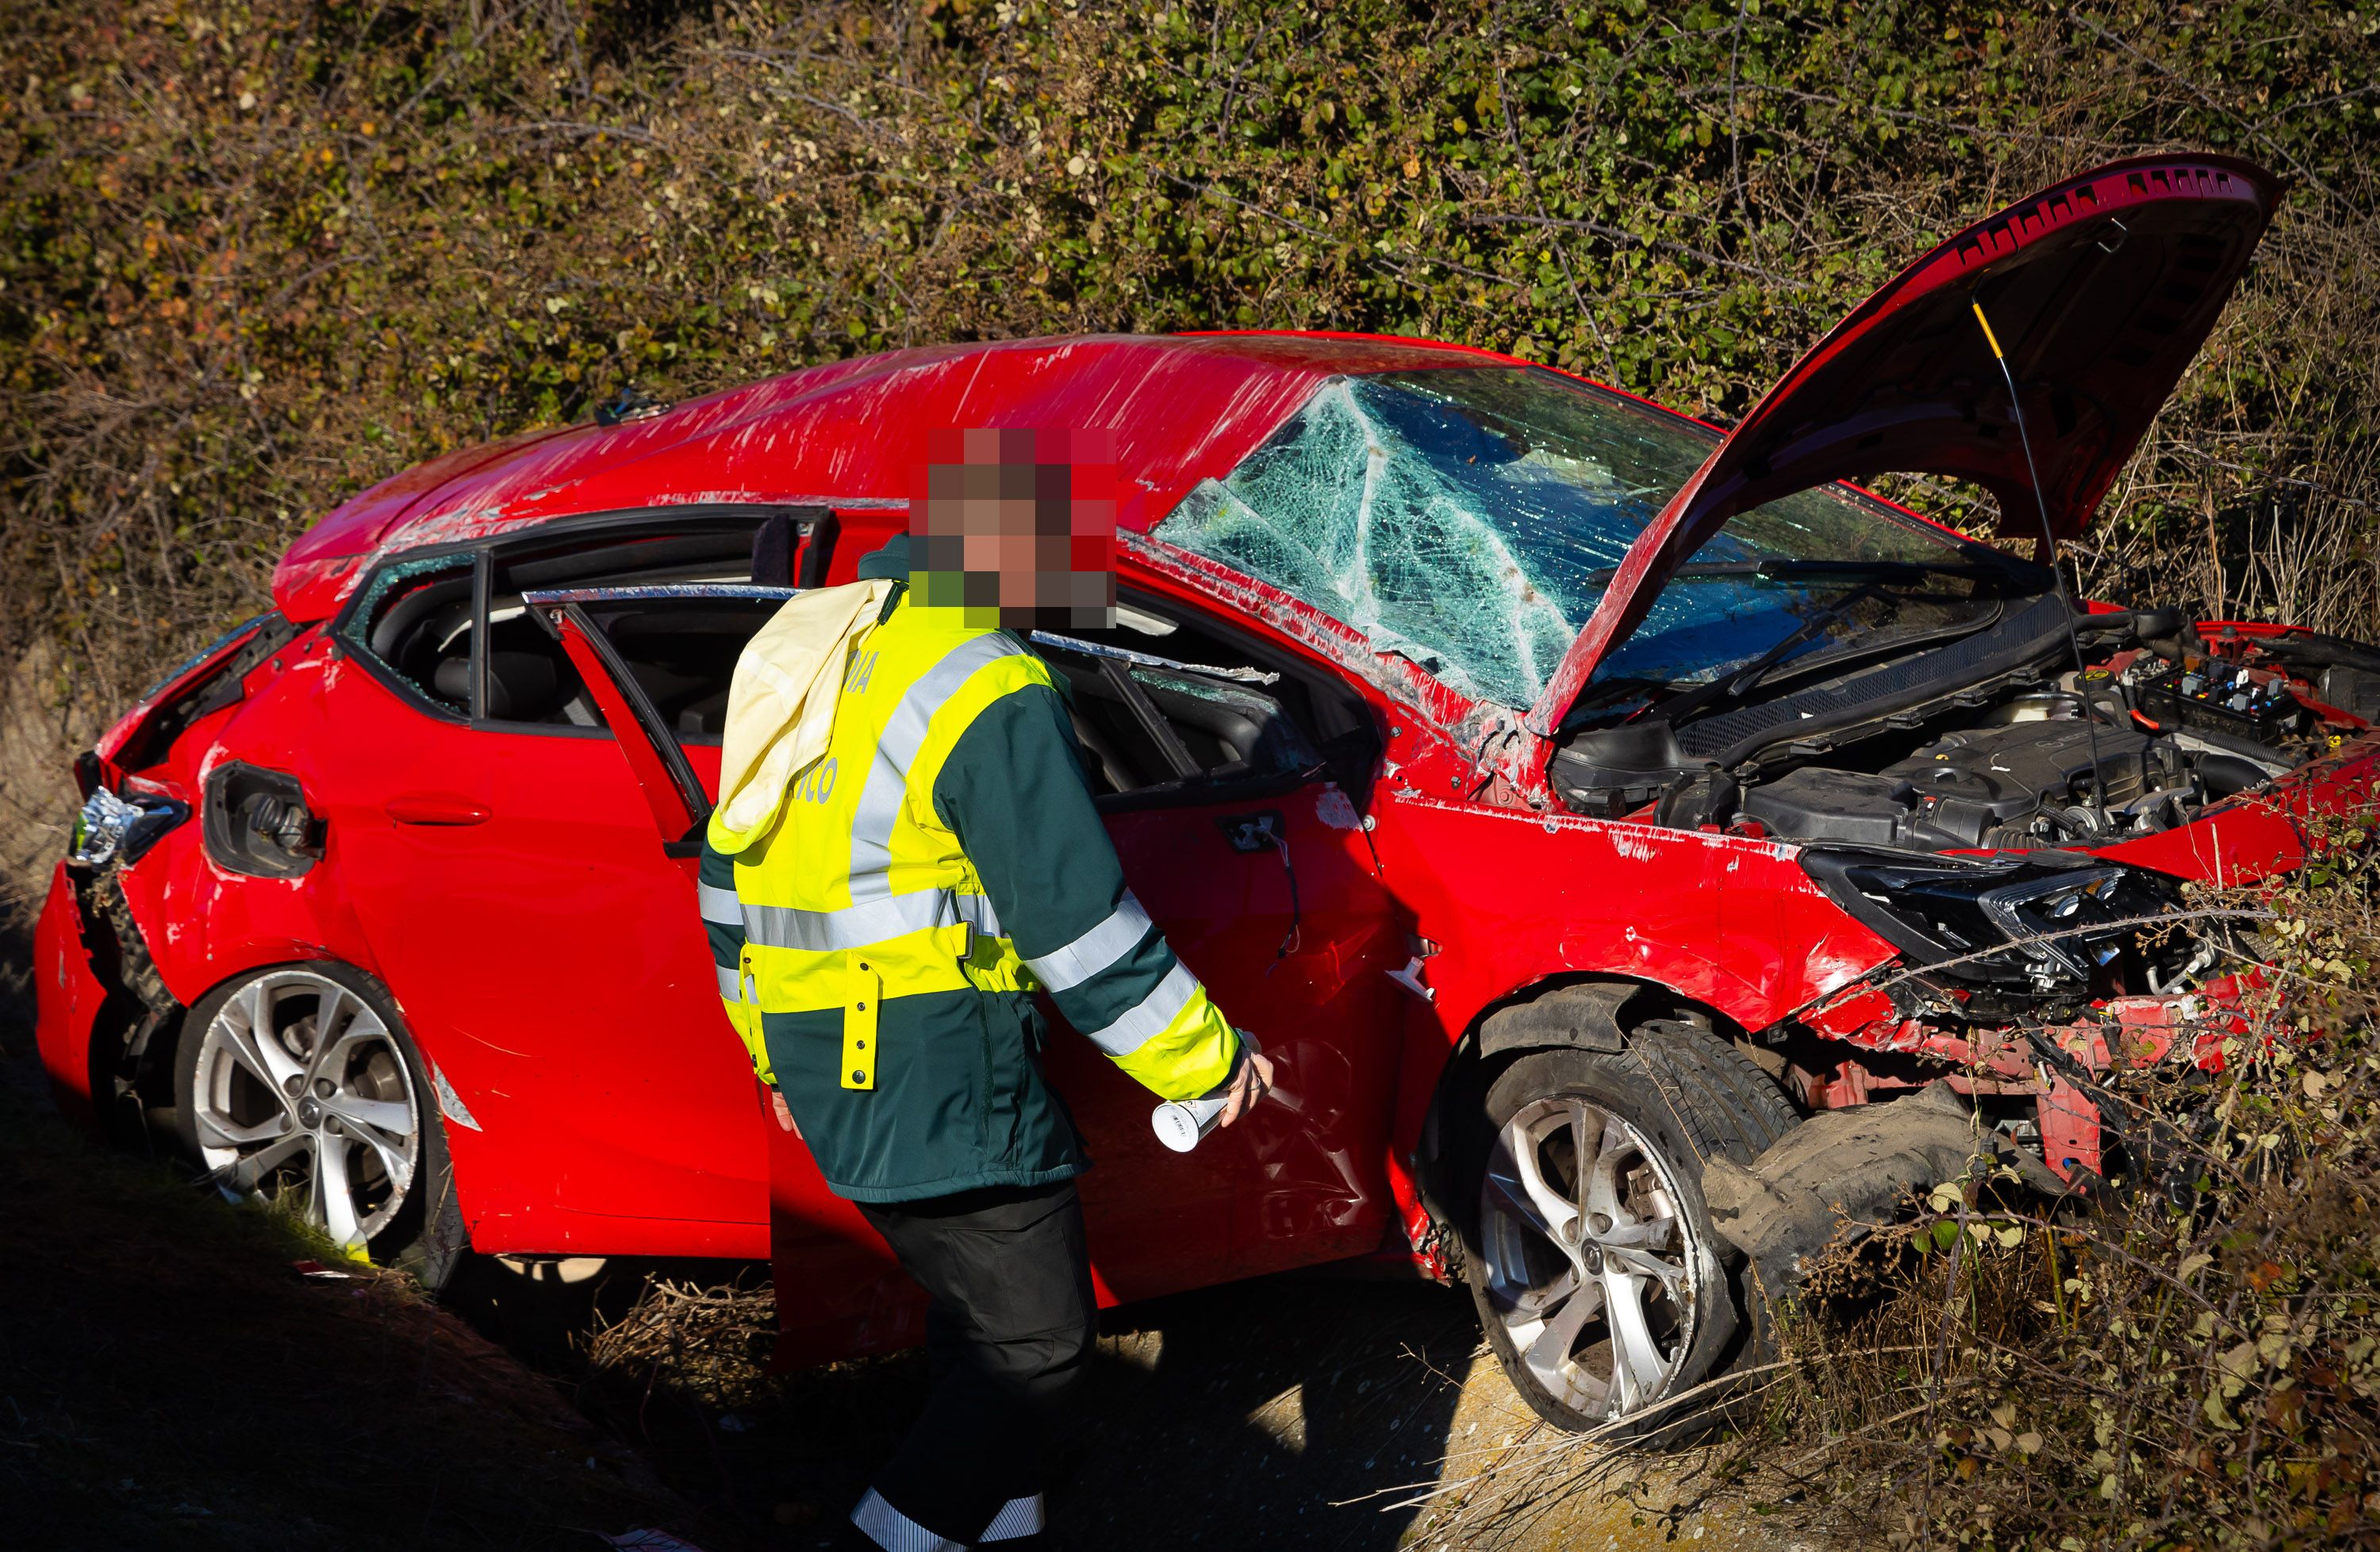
[
  {"x1": 1152, "y1": 1093, "x2": 1230, "y2": 1153},
  {"x1": 1153, "y1": 1032, "x2": 1264, "y2": 1154}
]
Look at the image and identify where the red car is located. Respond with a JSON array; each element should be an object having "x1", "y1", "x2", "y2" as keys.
[{"x1": 36, "y1": 154, "x2": 2378, "y2": 1430}]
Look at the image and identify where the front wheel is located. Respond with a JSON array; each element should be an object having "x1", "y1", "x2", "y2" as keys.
[
  {"x1": 1457, "y1": 1028, "x2": 1798, "y2": 1438},
  {"x1": 172, "y1": 962, "x2": 466, "y2": 1288}
]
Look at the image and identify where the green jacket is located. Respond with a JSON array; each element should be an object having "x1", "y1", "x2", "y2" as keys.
[{"x1": 701, "y1": 536, "x2": 1242, "y2": 1202}]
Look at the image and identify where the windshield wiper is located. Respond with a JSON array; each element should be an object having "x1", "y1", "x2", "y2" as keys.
[
  {"x1": 1626, "y1": 592, "x2": 2009, "y2": 728},
  {"x1": 1626, "y1": 583, "x2": 1892, "y2": 728}
]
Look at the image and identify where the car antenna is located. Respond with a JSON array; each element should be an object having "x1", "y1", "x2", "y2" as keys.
[{"x1": 1972, "y1": 298, "x2": 2113, "y2": 836}]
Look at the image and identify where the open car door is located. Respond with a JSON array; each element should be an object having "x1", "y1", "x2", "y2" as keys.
[
  {"x1": 532, "y1": 582, "x2": 1407, "y2": 1368},
  {"x1": 527, "y1": 584, "x2": 918, "y2": 1361}
]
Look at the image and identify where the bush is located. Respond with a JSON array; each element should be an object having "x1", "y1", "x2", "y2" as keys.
[
  {"x1": 3, "y1": 0, "x2": 2376, "y2": 731},
  {"x1": 1709, "y1": 832, "x2": 2380, "y2": 1549}
]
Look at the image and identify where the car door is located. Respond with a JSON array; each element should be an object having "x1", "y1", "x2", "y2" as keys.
[
  {"x1": 538, "y1": 584, "x2": 1405, "y2": 1365},
  {"x1": 1027, "y1": 628, "x2": 1406, "y2": 1303},
  {"x1": 311, "y1": 530, "x2": 785, "y2": 1258}
]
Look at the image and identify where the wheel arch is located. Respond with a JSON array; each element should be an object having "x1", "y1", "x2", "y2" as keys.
[{"x1": 1409, "y1": 970, "x2": 1772, "y2": 1229}]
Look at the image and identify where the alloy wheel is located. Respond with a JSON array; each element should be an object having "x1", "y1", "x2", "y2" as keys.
[
  {"x1": 1476, "y1": 1095, "x2": 1701, "y2": 1421},
  {"x1": 187, "y1": 968, "x2": 421, "y2": 1250}
]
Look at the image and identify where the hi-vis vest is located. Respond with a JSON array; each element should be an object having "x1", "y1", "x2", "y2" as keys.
[{"x1": 700, "y1": 559, "x2": 1242, "y2": 1203}]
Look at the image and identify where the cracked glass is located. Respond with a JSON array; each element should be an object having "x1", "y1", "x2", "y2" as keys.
[{"x1": 1156, "y1": 367, "x2": 1988, "y2": 709}]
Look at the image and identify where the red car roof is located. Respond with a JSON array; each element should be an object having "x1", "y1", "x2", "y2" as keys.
[{"x1": 271, "y1": 331, "x2": 1507, "y2": 620}]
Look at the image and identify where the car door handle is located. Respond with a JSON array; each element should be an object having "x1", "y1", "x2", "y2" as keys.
[{"x1": 385, "y1": 794, "x2": 492, "y2": 827}]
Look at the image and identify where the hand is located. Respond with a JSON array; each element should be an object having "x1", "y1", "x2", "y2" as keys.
[
  {"x1": 769, "y1": 1086, "x2": 800, "y2": 1136},
  {"x1": 1214, "y1": 1050, "x2": 1275, "y2": 1130}
]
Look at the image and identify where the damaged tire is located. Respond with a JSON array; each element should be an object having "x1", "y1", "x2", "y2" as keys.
[
  {"x1": 1457, "y1": 1026, "x2": 1798, "y2": 1439},
  {"x1": 172, "y1": 962, "x2": 468, "y2": 1289}
]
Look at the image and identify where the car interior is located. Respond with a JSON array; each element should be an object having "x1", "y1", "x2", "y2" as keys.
[
  {"x1": 344, "y1": 517, "x2": 1380, "y2": 804},
  {"x1": 346, "y1": 521, "x2": 770, "y2": 732}
]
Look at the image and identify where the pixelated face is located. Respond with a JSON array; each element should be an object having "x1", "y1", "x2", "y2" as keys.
[{"x1": 910, "y1": 428, "x2": 1118, "y2": 630}]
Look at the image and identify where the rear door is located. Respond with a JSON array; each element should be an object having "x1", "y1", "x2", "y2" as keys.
[
  {"x1": 545, "y1": 586, "x2": 1405, "y2": 1364},
  {"x1": 313, "y1": 517, "x2": 800, "y2": 1256}
]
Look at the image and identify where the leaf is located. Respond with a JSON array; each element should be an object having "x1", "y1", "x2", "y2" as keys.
[{"x1": 1932, "y1": 1219, "x2": 1960, "y2": 1252}]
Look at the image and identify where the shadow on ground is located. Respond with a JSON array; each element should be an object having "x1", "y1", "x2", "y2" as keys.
[
  {"x1": 0, "y1": 929, "x2": 738, "y2": 1551},
  {"x1": 455, "y1": 1238, "x2": 1489, "y2": 1547}
]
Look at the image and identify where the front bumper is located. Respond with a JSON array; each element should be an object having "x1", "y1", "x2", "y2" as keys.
[{"x1": 1796, "y1": 975, "x2": 2246, "y2": 1182}]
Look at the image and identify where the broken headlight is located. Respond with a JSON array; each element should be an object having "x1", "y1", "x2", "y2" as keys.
[
  {"x1": 70, "y1": 786, "x2": 190, "y2": 868},
  {"x1": 1800, "y1": 847, "x2": 2183, "y2": 993}
]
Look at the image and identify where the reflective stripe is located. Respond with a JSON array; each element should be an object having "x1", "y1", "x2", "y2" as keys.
[
  {"x1": 744, "y1": 889, "x2": 1003, "y2": 953},
  {"x1": 980, "y1": 1492, "x2": 1046, "y2": 1542},
  {"x1": 715, "y1": 963, "x2": 741, "y2": 999},
  {"x1": 1023, "y1": 892, "x2": 1153, "y2": 993},
  {"x1": 698, "y1": 882, "x2": 741, "y2": 926},
  {"x1": 851, "y1": 1487, "x2": 962, "y2": 1552},
  {"x1": 1077, "y1": 959, "x2": 1198, "y2": 1057},
  {"x1": 847, "y1": 633, "x2": 1026, "y2": 902},
  {"x1": 954, "y1": 890, "x2": 1004, "y2": 942}
]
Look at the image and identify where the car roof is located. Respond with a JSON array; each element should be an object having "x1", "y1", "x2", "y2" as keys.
[{"x1": 271, "y1": 331, "x2": 1511, "y2": 620}]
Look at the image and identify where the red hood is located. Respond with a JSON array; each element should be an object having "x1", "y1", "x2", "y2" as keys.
[{"x1": 1526, "y1": 154, "x2": 2281, "y2": 737}]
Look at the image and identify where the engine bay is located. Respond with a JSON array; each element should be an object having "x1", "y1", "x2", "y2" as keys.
[{"x1": 1552, "y1": 608, "x2": 2380, "y2": 852}]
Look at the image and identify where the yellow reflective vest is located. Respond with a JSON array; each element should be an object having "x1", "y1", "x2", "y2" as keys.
[{"x1": 701, "y1": 539, "x2": 1242, "y2": 1202}]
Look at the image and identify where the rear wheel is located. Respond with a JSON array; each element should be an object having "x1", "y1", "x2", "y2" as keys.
[
  {"x1": 172, "y1": 962, "x2": 466, "y2": 1288},
  {"x1": 1458, "y1": 1024, "x2": 1798, "y2": 1438}
]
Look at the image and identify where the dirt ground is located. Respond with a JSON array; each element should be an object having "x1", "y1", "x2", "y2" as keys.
[
  {"x1": 455, "y1": 1251, "x2": 1798, "y2": 1551},
  {"x1": 0, "y1": 955, "x2": 1792, "y2": 1552}
]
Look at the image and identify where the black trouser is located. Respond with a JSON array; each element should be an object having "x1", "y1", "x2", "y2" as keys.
[{"x1": 850, "y1": 1179, "x2": 1097, "y2": 1548}]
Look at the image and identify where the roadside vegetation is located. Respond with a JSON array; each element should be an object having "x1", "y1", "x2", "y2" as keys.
[
  {"x1": 1747, "y1": 847, "x2": 2380, "y2": 1550},
  {"x1": 4, "y1": 4, "x2": 2378, "y2": 1548}
]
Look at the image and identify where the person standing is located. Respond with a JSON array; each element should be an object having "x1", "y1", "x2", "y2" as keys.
[{"x1": 701, "y1": 431, "x2": 1272, "y2": 1550}]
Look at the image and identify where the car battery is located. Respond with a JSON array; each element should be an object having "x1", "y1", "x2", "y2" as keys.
[{"x1": 2129, "y1": 655, "x2": 2304, "y2": 744}]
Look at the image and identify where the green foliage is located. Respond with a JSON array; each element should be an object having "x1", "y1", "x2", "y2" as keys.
[{"x1": 0, "y1": 0, "x2": 2375, "y2": 701}]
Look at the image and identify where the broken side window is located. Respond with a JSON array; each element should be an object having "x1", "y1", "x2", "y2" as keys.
[
  {"x1": 340, "y1": 553, "x2": 477, "y2": 717},
  {"x1": 572, "y1": 594, "x2": 789, "y2": 743}
]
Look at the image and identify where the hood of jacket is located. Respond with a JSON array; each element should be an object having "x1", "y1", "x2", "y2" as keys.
[{"x1": 708, "y1": 575, "x2": 897, "y2": 855}]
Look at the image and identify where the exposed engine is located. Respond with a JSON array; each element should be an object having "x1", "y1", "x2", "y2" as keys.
[
  {"x1": 1552, "y1": 608, "x2": 2380, "y2": 855},
  {"x1": 1737, "y1": 707, "x2": 2230, "y2": 851}
]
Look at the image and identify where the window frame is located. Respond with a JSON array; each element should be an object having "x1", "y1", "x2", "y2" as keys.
[
  {"x1": 328, "y1": 504, "x2": 839, "y2": 737},
  {"x1": 1067, "y1": 588, "x2": 1379, "y2": 816}
]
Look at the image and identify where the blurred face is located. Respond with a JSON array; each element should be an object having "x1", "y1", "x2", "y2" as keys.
[{"x1": 911, "y1": 428, "x2": 1118, "y2": 630}]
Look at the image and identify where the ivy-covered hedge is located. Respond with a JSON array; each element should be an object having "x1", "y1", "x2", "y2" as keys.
[{"x1": 2, "y1": 0, "x2": 2375, "y2": 706}]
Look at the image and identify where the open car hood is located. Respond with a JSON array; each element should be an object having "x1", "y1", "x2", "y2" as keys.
[{"x1": 1525, "y1": 154, "x2": 2281, "y2": 737}]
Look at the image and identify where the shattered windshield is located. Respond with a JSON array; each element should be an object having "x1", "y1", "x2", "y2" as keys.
[{"x1": 1155, "y1": 367, "x2": 2024, "y2": 709}]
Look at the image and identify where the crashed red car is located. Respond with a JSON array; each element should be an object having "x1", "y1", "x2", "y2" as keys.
[{"x1": 37, "y1": 154, "x2": 2377, "y2": 1430}]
